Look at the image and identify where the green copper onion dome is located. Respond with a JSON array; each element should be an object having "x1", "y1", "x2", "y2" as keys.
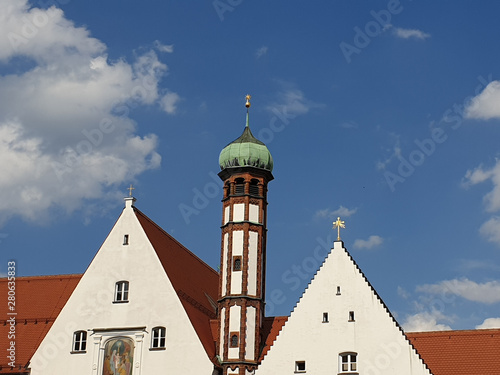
[{"x1": 219, "y1": 96, "x2": 273, "y2": 172}]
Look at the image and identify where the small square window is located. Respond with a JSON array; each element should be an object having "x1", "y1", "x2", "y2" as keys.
[
  {"x1": 295, "y1": 361, "x2": 306, "y2": 373},
  {"x1": 123, "y1": 234, "x2": 129, "y2": 245},
  {"x1": 233, "y1": 256, "x2": 242, "y2": 271},
  {"x1": 230, "y1": 332, "x2": 239, "y2": 347}
]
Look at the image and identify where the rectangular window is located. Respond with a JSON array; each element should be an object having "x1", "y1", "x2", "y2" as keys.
[
  {"x1": 72, "y1": 331, "x2": 87, "y2": 352},
  {"x1": 336, "y1": 286, "x2": 341, "y2": 295},
  {"x1": 322, "y1": 312, "x2": 329, "y2": 323},
  {"x1": 151, "y1": 327, "x2": 166, "y2": 349},
  {"x1": 295, "y1": 361, "x2": 306, "y2": 373},
  {"x1": 348, "y1": 311, "x2": 355, "y2": 321},
  {"x1": 123, "y1": 234, "x2": 129, "y2": 245},
  {"x1": 230, "y1": 332, "x2": 239, "y2": 347},
  {"x1": 340, "y1": 353, "x2": 357, "y2": 373},
  {"x1": 233, "y1": 256, "x2": 242, "y2": 271},
  {"x1": 114, "y1": 281, "x2": 129, "y2": 302}
]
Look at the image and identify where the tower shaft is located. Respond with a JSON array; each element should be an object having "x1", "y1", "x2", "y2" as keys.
[{"x1": 217, "y1": 168, "x2": 272, "y2": 375}]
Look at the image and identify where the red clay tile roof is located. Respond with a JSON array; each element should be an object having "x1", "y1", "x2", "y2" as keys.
[
  {"x1": 134, "y1": 208, "x2": 220, "y2": 363},
  {"x1": 259, "y1": 316, "x2": 288, "y2": 361},
  {"x1": 0, "y1": 274, "x2": 82, "y2": 373},
  {"x1": 407, "y1": 328, "x2": 500, "y2": 375}
]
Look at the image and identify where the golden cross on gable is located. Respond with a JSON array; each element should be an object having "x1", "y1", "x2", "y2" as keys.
[
  {"x1": 332, "y1": 217, "x2": 346, "y2": 241},
  {"x1": 127, "y1": 184, "x2": 135, "y2": 197}
]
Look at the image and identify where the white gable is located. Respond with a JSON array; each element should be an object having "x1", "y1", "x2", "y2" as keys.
[
  {"x1": 30, "y1": 199, "x2": 214, "y2": 374},
  {"x1": 256, "y1": 241, "x2": 432, "y2": 375}
]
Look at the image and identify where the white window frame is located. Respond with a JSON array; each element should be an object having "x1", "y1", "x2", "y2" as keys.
[
  {"x1": 114, "y1": 281, "x2": 129, "y2": 302},
  {"x1": 339, "y1": 352, "x2": 357, "y2": 373},
  {"x1": 151, "y1": 326, "x2": 166, "y2": 349},
  {"x1": 72, "y1": 330, "x2": 87, "y2": 352}
]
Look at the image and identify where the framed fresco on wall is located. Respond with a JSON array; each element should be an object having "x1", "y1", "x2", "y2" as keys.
[{"x1": 102, "y1": 337, "x2": 134, "y2": 375}]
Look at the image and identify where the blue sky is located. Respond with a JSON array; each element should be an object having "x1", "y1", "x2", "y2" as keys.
[{"x1": 1, "y1": 0, "x2": 500, "y2": 331}]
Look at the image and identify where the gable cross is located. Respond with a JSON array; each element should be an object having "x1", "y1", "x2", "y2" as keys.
[
  {"x1": 127, "y1": 184, "x2": 135, "y2": 197},
  {"x1": 333, "y1": 217, "x2": 346, "y2": 241}
]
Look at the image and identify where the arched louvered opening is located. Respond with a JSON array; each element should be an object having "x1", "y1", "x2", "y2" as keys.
[
  {"x1": 234, "y1": 178, "x2": 245, "y2": 195},
  {"x1": 249, "y1": 179, "x2": 260, "y2": 196}
]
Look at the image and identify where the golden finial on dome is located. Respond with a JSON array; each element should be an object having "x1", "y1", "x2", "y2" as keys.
[{"x1": 245, "y1": 94, "x2": 251, "y2": 108}]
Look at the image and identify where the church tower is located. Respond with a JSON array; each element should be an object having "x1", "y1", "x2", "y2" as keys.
[{"x1": 217, "y1": 96, "x2": 273, "y2": 375}]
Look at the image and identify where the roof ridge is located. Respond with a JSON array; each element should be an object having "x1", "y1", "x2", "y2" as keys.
[
  {"x1": 407, "y1": 328, "x2": 500, "y2": 336},
  {"x1": 0, "y1": 274, "x2": 83, "y2": 281},
  {"x1": 133, "y1": 207, "x2": 218, "y2": 277}
]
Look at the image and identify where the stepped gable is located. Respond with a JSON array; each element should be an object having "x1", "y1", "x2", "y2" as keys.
[
  {"x1": 259, "y1": 316, "x2": 288, "y2": 361},
  {"x1": 0, "y1": 274, "x2": 81, "y2": 373},
  {"x1": 134, "y1": 207, "x2": 219, "y2": 362},
  {"x1": 407, "y1": 328, "x2": 500, "y2": 375}
]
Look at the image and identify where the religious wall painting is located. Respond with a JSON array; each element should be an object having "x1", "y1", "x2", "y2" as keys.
[{"x1": 103, "y1": 337, "x2": 134, "y2": 375}]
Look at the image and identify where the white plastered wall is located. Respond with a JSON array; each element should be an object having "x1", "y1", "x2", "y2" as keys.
[
  {"x1": 231, "y1": 230, "x2": 244, "y2": 295},
  {"x1": 256, "y1": 241, "x2": 432, "y2": 375},
  {"x1": 29, "y1": 199, "x2": 214, "y2": 375}
]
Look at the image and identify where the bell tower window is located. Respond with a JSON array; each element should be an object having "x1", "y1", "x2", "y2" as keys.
[
  {"x1": 235, "y1": 178, "x2": 245, "y2": 195},
  {"x1": 249, "y1": 179, "x2": 260, "y2": 196}
]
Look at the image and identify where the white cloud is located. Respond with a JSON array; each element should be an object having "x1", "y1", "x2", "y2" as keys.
[
  {"x1": 353, "y1": 235, "x2": 383, "y2": 250},
  {"x1": 340, "y1": 121, "x2": 358, "y2": 129},
  {"x1": 402, "y1": 311, "x2": 452, "y2": 332},
  {"x1": 315, "y1": 205, "x2": 357, "y2": 219},
  {"x1": 0, "y1": 0, "x2": 176, "y2": 224},
  {"x1": 394, "y1": 27, "x2": 431, "y2": 40},
  {"x1": 476, "y1": 317, "x2": 500, "y2": 329},
  {"x1": 479, "y1": 217, "x2": 500, "y2": 245},
  {"x1": 376, "y1": 133, "x2": 401, "y2": 170},
  {"x1": 463, "y1": 160, "x2": 500, "y2": 245},
  {"x1": 256, "y1": 46, "x2": 268, "y2": 58},
  {"x1": 397, "y1": 286, "x2": 410, "y2": 299},
  {"x1": 465, "y1": 81, "x2": 500, "y2": 119},
  {"x1": 154, "y1": 40, "x2": 174, "y2": 53},
  {"x1": 160, "y1": 92, "x2": 181, "y2": 114},
  {"x1": 457, "y1": 259, "x2": 500, "y2": 272},
  {"x1": 416, "y1": 278, "x2": 500, "y2": 304},
  {"x1": 266, "y1": 84, "x2": 324, "y2": 118}
]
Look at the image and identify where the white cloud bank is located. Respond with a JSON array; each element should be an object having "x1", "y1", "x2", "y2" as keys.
[
  {"x1": 353, "y1": 235, "x2": 383, "y2": 250},
  {"x1": 402, "y1": 311, "x2": 452, "y2": 332},
  {"x1": 393, "y1": 27, "x2": 430, "y2": 40},
  {"x1": 465, "y1": 81, "x2": 500, "y2": 120},
  {"x1": 463, "y1": 159, "x2": 500, "y2": 245},
  {"x1": 416, "y1": 278, "x2": 500, "y2": 304},
  {"x1": 476, "y1": 317, "x2": 500, "y2": 329},
  {"x1": 0, "y1": 0, "x2": 178, "y2": 224},
  {"x1": 266, "y1": 84, "x2": 324, "y2": 118},
  {"x1": 315, "y1": 205, "x2": 357, "y2": 219}
]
